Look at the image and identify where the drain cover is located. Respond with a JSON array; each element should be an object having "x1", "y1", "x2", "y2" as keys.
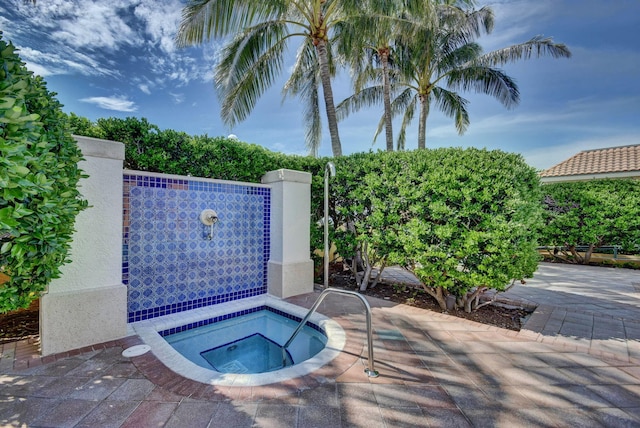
[{"x1": 122, "y1": 345, "x2": 151, "y2": 358}]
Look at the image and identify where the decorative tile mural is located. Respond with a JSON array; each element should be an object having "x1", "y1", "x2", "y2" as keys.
[{"x1": 123, "y1": 173, "x2": 271, "y2": 322}]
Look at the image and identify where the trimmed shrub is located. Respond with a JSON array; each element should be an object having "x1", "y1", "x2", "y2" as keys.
[
  {"x1": 73, "y1": 115, "x2": 329, "y2": 270},
  {"x1": 331, "y1": 149, "x2": 543, "y2": 312},
  {"x1": 67, "y1": 112, "x2": 105, "y2": 139},
  {"x1": 0, "y1": 34, "x2": 87, "y2": 313},
  {"x1": 541, "y1": 179, "x2": 640, "y2": 263},
  {"x1": 71, "y1": 115, "x2": 543, "y2": 310}
]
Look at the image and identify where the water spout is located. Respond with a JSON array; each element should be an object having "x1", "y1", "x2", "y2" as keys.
[{"x1": 200, "y1": 209, "x2": 218, "y2": 240}]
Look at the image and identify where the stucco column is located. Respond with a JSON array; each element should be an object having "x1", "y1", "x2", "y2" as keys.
[
  {"x1": 40, "y1": 136, "x2": 127, "y2": 356},
  {"x1": 262, "y1": 169, "x2": 314, "y2": 298}
]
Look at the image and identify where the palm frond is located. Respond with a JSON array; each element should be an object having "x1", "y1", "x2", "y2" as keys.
[
  {"x1": 283, "y1": 40, "x2": 323, "y2": 155},
  {"x1": 438, "y1": 42, "x2": 483, "y2": 74},
  {"x1": 431, "y1": 86, "x2": 470, "y2": 134},
  {"x1": 353, "y1": 66, "x2": 383, "y2": 92},
  {"x1": 302, "y1": 80, "x2": 322, "y2": 157},
  {"x1": 396, "y1": 93, "x2": 417, "y2": 150},
  {"x1": 478, "y1": 35, "x2": 572, "y2": 67},
  {"x1": 390, "y1": 87, "x2": 416, "y2": 116},
  {"x1": 372, "y1": 113, "x2": 386, "y2": 145},
  {"x1": 336, "y1": 85, "x2": 385, "y2": 121},
  {"x1": 373, "y1": 88, "x2": 414, "y2": 144},
  {"x1": 438, "y1": 5, "x2": 494, "y2": 40},
  {"x1": 447, "y1": 65, "x2": 520, "y2": 108},
  {"x1": 215, "y1": 22, "x2": 290, "y2": 127},
  {"x1": 176, "y1": 0, "x2": 288, "y2": 46}
]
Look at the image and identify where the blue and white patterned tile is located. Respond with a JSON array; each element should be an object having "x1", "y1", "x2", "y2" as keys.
[{"x1": 123, "y1": 174, "x2": 271, "y2": 322}]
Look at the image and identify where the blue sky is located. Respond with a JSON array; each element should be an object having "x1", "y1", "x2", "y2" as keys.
[{"x1": 1, "y1": 0, "x2": 639, "y2": 170}]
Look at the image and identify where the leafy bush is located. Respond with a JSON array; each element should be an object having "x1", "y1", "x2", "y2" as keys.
[
  {"x1": 331, "y1": 149, "x2": 543, "y2": 312},
  {"x1": 330, "y1": 152, "x2": 396, "y2": 288},
  {"x1": 84, "y1": 116, "x2": 319, "y2": 180},
  {"x1": 541, "y1": 179, "x2": 640, "y2": 263},
  {"x1": 67, "y1": 112, "x2": 105, "y2": 139},
  {"x1": 71, "y1": 116, "x2": 543, "y2": 310},
  {"x1": 72, "y1": 115, "x2": 329, "y2": 273},
  {"x1": 0, "y1": 34, "x2": 87, "y2": 313}
]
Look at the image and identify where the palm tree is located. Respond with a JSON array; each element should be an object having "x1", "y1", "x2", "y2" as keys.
[
  {"x1": 338, "y1": 4, "x2": 571, "y2": 150},
  {"x1": 336, "y1": 1, "x2": 479, "y2": 151},
  {"x1": 176, "y1": 0, "x2": 362, "y2": 157},
  {"x1": 335, "y1": 4, "x2": 418, "y2": 152}
]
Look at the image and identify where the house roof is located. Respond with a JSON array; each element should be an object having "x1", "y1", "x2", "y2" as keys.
[{"x1": 540, "y1": 144, "x2": 640, "y2": 180}]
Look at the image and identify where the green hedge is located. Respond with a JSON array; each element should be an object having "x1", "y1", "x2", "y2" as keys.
[
  {"x1": 331, "y1": 149, "x2": 543, "y2": 312},
  {"x1": 72, "y1": 115, "x2": 329, "y2": 261},
  {"x1": 71, "y1": 116, "x2": 543, "y2": 312},
  {"x1": 541, "y1": 179, "x2": 640, "y2": 263},
  {"x1": 0, "y1": 34, "x2": 87, "y2": 313}
]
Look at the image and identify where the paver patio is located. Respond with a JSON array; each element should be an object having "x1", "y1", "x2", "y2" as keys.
[{"x1": 1, "y1": 263, "x2": 639, "y2": 427}]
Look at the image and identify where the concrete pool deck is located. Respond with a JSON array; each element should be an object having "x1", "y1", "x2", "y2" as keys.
[{"x1": 1, "y1": 263, "x2": 639, "y2": 426}]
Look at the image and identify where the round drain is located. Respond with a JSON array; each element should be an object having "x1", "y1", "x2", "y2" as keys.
[{"x1": 122, "y1": 344, "x2": 151, "y2": 358}]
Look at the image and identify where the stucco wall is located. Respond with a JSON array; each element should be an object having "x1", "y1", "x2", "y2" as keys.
[
  {"x1": 262, "y1": 169, "x2": 313, "y2": 298},
  {"x1": 40, "y1": 136, "x2": 127, "y2": 356}
]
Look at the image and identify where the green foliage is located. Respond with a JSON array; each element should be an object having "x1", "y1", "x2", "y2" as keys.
[
  {"x1": 71, "y1": 115, "x2": 329, "y2": 273},
  {"x1": 331, "y1": 149, "x2": 542, "y2": 311},
  {"x1": 67, "y1": 112, "x2": 104, "y2": 139},
  {"x1": 337, "y1": 4, "x2": 570, "y2": 150},
  {"x1": 0, "y1": 34, "x2": 87, "y2": 313},
  {"x1": 541, "y1": 179, "x2": 640, "y2": 263},
  {"x1": 95, "y1": 116, "x2": 160, "y2": 170},
  {"x1": 177, "y1": 0, "x2": 352, "y2": 156},
  {"x1": 70, "y1": 115, "x2": 542, "y2": 311},
  {"x1": 75, "y1": 115, "x2": 308, "y2": 181}
]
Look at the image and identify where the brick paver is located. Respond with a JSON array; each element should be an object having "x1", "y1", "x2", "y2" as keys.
[{"x1": 1, "y1": 263, "x2": 639, "y2": 426}]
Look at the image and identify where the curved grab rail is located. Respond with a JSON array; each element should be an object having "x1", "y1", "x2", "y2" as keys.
[{"x1": 282, "y1": 288, "x2": 379, "y2": 377}]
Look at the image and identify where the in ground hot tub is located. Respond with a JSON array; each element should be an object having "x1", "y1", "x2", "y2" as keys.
[
  {"x1": 162, "y1": 305, "x2": 326, "y2": 374},
  {"x1": 130, "y1": 295, "x2": 345, "y2": 386}
]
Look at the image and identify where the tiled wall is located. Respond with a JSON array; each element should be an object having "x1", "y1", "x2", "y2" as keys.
[{"x1": 123, "y1": 172, "x2": 271, "y2": 322}]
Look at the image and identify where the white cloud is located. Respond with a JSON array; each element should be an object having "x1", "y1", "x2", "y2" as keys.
[
  {"x1": 426, "y1": 91, "x2": 640, "y2": 141},
  {"x1": 80, "y1": 96, "x2": 138, "y2": 112},
  {"x1": 134, "y1": 0, "x2": 183, "y2": 54},
  {"x1": 440, "y1": 110, "x2": 577, "y2": 136},
  {"x1": 139, "y1": 84, "x2": 151, "y2": 95},
  {"x1": 170, "y1": 92, "x2": 185, "y2": 104},
  {"x1": 480, "y1": 1, "x2": 556, "y2": 50},
  {"x1": 15, "y1": 46, "x2": 100, "y2": 77},
  {"x1": 51, "y1": 2, "x2": 137, "y2": 51},
  {"x1": 1, "y1": 0, "x2": 220, "y2": 87}
]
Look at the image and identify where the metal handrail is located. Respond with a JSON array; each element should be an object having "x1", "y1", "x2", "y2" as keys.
[{"x1": 282, "y1": 288, "x2": 379, "y2": 377}]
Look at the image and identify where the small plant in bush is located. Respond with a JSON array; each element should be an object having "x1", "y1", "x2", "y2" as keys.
[{"x1": 0, "y1": 34, "x2": 87, "y2": 313}]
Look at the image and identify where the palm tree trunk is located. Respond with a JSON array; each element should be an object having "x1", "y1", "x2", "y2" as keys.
[
  {"x1": 418, "y1": 94, "x2": 429, "y2": 149},
  {"x1": 381, "y1": 49, "x2": 394, "y2": 152},
  {"x1": 315, "y1": 40, "x2": 342, "y2": 157}
]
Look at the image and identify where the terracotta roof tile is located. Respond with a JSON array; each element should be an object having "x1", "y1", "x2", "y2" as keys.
[{"x1": 540, "y1": 144, "x2": 640, "y2": 178}]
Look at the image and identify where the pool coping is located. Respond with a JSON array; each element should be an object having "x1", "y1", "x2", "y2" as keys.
[{"x1": 129, "y1": 294, "x2": 346, "y2": 386}]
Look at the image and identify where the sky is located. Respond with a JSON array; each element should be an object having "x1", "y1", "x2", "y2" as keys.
[{"x1": 1, "y1": 0, "x2": 639, "y2": 170}]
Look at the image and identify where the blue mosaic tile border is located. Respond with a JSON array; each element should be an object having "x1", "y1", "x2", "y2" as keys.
[
  {"x1": 126, "y1": 288, "x2": 267, "y2": 323},
  {"x1": 158, "y1": 306, "x2": 325, "y2": 337},
  {"x1": 123, "y1": 173, "x2": 271, "y2": 322}
]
